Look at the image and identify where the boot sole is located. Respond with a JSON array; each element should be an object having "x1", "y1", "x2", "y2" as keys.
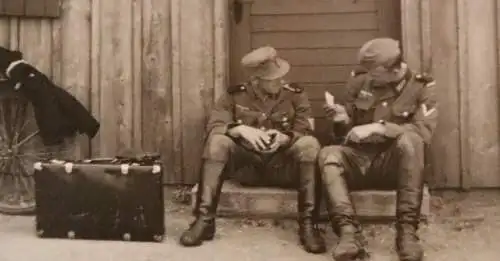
[
  {"x1": 334, "y1": 250, "x2": 369, "y2": 261},
  {"x1": 179, "y1": 232, "x2": 215, "y2": 247},
  {"x1": 300, "y1": 240, "x2": 326, "y2": 254}
]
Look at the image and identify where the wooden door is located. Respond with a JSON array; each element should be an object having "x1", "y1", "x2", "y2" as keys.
[{"x1": 229, "y1": 0, "x2": 401, "y2": 144}]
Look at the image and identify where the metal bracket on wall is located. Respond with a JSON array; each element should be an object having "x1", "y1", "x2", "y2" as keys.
[{"x1": 233, "y1": 0, "x2": 244, "y2": 24}]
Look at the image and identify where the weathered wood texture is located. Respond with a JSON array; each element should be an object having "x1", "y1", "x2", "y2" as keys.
[
  {"x1": 5, "y1": 0, "x2": 500, "y2": 188},
  {"x1": 401, "y1": 0, "x2": 500, "y2": 188},
  {"x1": 0, "y1": 0, "x2": 61, "y2": 18},
  {"x1": 0, "y1": 0, "x2": 229, "y2": 184}
]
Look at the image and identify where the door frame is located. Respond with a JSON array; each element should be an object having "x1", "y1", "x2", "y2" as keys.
[{"x1": 225, "y1": 0, "x2": 428, "y2": 85}]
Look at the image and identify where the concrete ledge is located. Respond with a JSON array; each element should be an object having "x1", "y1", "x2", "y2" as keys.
[{"x1": 190, "y1": 181, "x2": 430, "y2": 221}]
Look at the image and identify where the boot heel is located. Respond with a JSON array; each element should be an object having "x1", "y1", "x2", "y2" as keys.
[
  {"x1": 203, "y1": 225, "x2": 216, "y2": 240},
  {"x1": 203, "y1": 233, "x2": 215, "y2": 241},
  {"x1": 354, "y1": 249, "x2": 370, "y2": 261}
]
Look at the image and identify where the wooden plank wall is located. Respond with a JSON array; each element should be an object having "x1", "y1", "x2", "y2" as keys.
[
  {"x1": 3, "y1": 0, "x2": 500, "y2": 188},
  {"x1": 402, "y1": 0, "x2": 500, "y2": 188},
  {"x1": 246, "y1": 0, "x2": 397, "y2": 144},
  {"x1": 250, "y1": 0, "x2": 379, "y2": 115},
  {"x1": 0, "y1": 0, "x2": 229, "y2": 184}
]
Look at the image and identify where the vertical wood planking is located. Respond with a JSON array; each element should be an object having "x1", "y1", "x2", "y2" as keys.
[
  {"x1": 428, "y1": 0, "x2": 461, "y2": 188},
  {"x1": 214, "y1": 0, "x2": 230, "y2": 101},
  {"x1": 400, "y1": 0, "x2": 421, "y2": 71},
  {"x1": 170, "y1": 0, "x2": 183, "y2": 182},
  {"x1": 19, "y1": 20, "x2": 52, "y2": 76},
  {"x1": 229, "y1": 0, "x2": 252, "y2": 85},
  {"x1": 132, "y1": 0, "x2": 142, "y2": 152},
  {"x1": 51, "y1": 18, "x2": 62, "y2": 86},
  {"x1": 459, "y1": 0, "x2": 500, "y2": 188},
  {"x1": 97, "y1": 0, "x2": 134, "y2": 156},
  {"x1": 59, "y1": 0, "x2": 91, "y2": 159},
  {"x1": 141, "y1": 0, "x2": 175, "y2": 183},
  {"x1": 456, "y1": 0, "x2": 473, "y2": 189},
  {"x1": 0, "y1": 17, "x2": 10, "y2": 47},
  {"x1": 17, "y1": 16, "x2": 51, "y2": 161},
  {"x1": 420, "y1": 0, "x2": 431, "y2": 72},
  {"x1": 497, "y1": 0, "x2": 500, "y2": 186},
  {"x1": 90, "y1": 0, "x2": 101, "y2": 156},
  {"x1": 179, "y1": 0, "x2": 215, "y2": 184}
]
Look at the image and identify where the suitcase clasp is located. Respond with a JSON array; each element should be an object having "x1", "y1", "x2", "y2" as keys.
[
  {"x1": 64, "y1": 163, "x2": 74, "y2": 174},
  {"x1": 120, "y1": 164, "x2": 130, "y2": 175},
  {"x1": 152, "y1": 165, "x2": 161, "y2": 174}
]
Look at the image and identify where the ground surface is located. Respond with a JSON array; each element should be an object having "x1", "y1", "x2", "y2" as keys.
[{"x1": 0, "y1": 189, "x2": 499, "y2": 261}]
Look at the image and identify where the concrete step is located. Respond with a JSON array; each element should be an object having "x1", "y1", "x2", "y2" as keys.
[{"x1": 190, "y1": 181, "x2": 430, "y2": 221}]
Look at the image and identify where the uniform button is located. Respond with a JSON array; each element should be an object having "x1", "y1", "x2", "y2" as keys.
[
  {"x1": 236, "y1": 119, "x2": 243, "y2": 124},
  {"x1": 282, "y1": 117, "x2": 288, "y2": 121},
  {"x1": 240, "y1": 86, "x2": 245, "y2": 90},
  {"x1": 402, "y1": 111, "x2": 409, "y2": 117},
  {"x1": 382, "y1": 102, "x2": 388, "y2": 107}
]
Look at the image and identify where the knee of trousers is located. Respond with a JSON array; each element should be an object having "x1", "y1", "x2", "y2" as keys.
[
  {"x1": 395, "y1": 131, "x2": 424, "y2": 157},
  {"x1": 202, "y1": 134, "x2": 235, "y2": 162},
  {"x1": 289, "y1": 135, "x2": 321, "y2": 163},
  {"x1": 318, "y1": 145, "x2": 345, "y2": 178}
]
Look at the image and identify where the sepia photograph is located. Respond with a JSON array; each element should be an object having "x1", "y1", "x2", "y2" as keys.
[{"x1": 0, "y1": 0, "x2": 498, "y2": 261}]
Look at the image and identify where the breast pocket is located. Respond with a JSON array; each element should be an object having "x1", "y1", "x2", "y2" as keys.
[
  {"x1": 234, "y1": 104, "x2": 261, "y2": 126},
  {"x1": 353, "y1": 95, "x2": 376, "y2": 124},
  {"x1": 269, "y1": 111, "x2": 294, "y2": 131},
  {"x1": 354, "y1": 95, "x2": 376, "y2": 111}
]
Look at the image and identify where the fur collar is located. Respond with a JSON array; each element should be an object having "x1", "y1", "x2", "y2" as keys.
[{"x1": 6, "y1": 59, "x2": 28, "y2": 78}]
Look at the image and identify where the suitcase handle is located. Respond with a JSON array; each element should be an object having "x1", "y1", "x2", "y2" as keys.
[
  {"x1": 82, "y1": 157, "x2": 117, "y2": 164},
  {"x1": 81, "y1": 153, "x2": 161, "y2": 165}
]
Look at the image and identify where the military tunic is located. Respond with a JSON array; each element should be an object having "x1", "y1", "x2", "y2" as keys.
[
  {"x1": 206, "y1": 79, "x2": 314, "y2": 146},
  {"x1": 340, "y1": 70, "x2": 438, "y2": 144},
  {"x1": 203, "y1": 79, "x2": 319, "y2": 187},
  {"x1": 318, "y1": 70, "x2": 438, "y2": 190}
]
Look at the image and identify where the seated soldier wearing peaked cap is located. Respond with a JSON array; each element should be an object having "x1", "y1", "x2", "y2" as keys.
[
  {"x1": 319, "y1": 38, "x2": 438, "y2": 261},
  {"x1": 179, "y1": 46, "x2": 326, "y2": 254}
]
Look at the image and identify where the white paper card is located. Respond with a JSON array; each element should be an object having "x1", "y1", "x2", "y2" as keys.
[{"x1": 324, "y1": 91, "x2": 335, "y2": 106}]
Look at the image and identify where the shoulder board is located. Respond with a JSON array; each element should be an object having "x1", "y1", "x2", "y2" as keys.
[
  {"x1": 350, "y1": 69, "x2": 367, "y2": 77},
  {"x1": 282, "y1": 82, "x2": 303, "y2": 93},
  {"x1": 415, "y1": 73, "x2": 436, "y2": 87},
  {"x1": 227, "y1": 83, "x2": 247, "y2": 94}
]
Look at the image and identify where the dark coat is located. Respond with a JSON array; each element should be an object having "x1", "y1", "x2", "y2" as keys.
[{"x1": 6, "y1": 62, "x2": 100, "y2": 146}]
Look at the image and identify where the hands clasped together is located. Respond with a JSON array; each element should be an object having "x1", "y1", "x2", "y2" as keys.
[{"x1": 228, "y1": 125, "x2": 290, "y2": 153}]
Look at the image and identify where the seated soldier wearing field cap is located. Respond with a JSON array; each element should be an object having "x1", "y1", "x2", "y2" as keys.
[
  {"x1": 179, "y1": 46, "x2": 326, "y2": 254},
  {"x1": 318, "y1": 38, "x2": 438, "y2": 261}
]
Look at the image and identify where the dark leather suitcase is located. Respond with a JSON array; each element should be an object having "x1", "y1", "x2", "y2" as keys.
[{"x1": 33, "y1": 155, "x2": 165, "y2": 242}]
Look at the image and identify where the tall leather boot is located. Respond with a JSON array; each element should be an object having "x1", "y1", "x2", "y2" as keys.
[
  {"x1": 322, "y1": 165, "x2": 366, "y2": 261},
  {"x1": 395, "y1": 174, "x2": 425, "y2": 261},
  {"x1": 297, "y1": 163, "x2": 326, "y2": 254},
  {"x1": 395, "y1": 136, "x2": 426, "y2": 261},
  {"x1": 179, "y1": 160, "x2": 226, "y2": 247}
]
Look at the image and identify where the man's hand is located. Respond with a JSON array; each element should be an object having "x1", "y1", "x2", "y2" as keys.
[
  {"x1": 345, "y1": 123, "x2": 385, "y2": 143},
  {"x1": 260, "y1": 129, "x2": 290, "y2": 154},
  {"x1": 227, "y1": 125, "x2": 271, "y2": 151},
  {"x1": 323, "y1": 103, "x2": 350, "y2": 123}
]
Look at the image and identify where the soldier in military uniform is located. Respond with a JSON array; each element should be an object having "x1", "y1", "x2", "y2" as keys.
[
  {"x1": 179, "y1": 46, "x2": 325, "y2": 254},
  {"x1": 318, "y1": 38, "x2": 438, "y2": 261}
]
